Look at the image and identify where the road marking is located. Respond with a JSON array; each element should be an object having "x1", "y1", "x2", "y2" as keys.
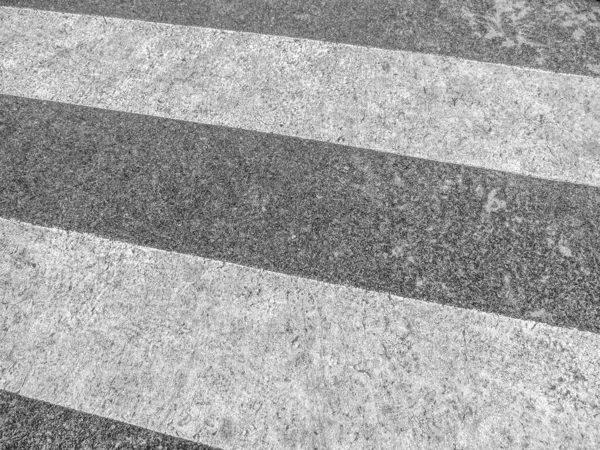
[
  {"x1": 1, "y1": 6, "x2": 599, "y2": 187},
  {"x1": 2, "y1": 216, "x2": 599, "y2": 449}
]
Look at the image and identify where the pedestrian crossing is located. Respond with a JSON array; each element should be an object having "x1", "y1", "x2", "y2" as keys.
[
  {"x1": 1, "y1": 1, "x2": 600, "y2": 449},
  {"x1": 2, "y1": 7, "x2": 600, "y2": 187}
]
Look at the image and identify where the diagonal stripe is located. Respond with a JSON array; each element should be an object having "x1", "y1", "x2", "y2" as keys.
[
  {"x1": 2, "y1": 3, "x2": 600, "y2": 449},
  {"x1": 0, "y1": 391, "x2": 220, "y2": 450},
  {"x1": 2, "y1": 0, "x2": 600, "y2": 79},
  {"x1": 2, "y1": 95, "x2": 600, "y2": 334},
  {"x1": 2, "y1": 217, "x2": 600, "y2": 449},
  {"x1": 1, "y1": 7, "x2": 600, "y2": 187}
]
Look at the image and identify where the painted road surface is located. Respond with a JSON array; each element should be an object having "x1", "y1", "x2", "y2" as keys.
[{"x1": 1, "y1": 1, "x2": 600, "y2": 449}]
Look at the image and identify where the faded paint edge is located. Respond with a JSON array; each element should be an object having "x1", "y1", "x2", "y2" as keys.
[
  {"x1": 1, "y1": 217, "x2": 599, "y2": 449},
  {"x1": 1, "y1": 6, "x2": 600, "y2": 188}
]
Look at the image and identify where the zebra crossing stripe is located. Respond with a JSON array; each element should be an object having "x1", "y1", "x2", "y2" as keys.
[
  {"x1": 1, "y1": 6, "x2": 599, "y2": 188},
  {"x1": 2, "y1": 216, "x2": 599, "y2": 449}
]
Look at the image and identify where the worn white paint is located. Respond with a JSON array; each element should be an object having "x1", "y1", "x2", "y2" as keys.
[
  {"x1": 1, "y1": 216, "x2": 599, "y2": 449},
  {"x1": 1, "y1": 6, "x2": 600, "y2": 188}
]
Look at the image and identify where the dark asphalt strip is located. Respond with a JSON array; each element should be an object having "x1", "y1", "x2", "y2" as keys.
[
  {"x1": 2, "y1": 94, "x2": 599, "y2": 335},
  {"x1": 0, "y1": 390, "x2": 223, "y2": 450}
]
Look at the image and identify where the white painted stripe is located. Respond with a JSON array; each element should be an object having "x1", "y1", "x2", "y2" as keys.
[
  {"x1": 1, "y1": 6, "x2": 600, "y2": 188},
  {"x1": 1, "y1": 216, "x2": 599, "y2": 449}
]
